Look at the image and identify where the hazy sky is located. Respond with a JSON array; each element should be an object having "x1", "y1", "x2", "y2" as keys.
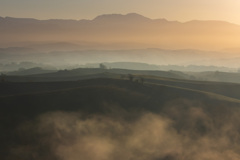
[{"x1": 1, "y1": 0, "x2": 240, "y2": 24}]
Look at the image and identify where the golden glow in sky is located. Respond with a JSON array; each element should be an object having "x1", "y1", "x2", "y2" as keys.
[{"x1": 1, "y1": 0, "x2": 240, "y2": 24}]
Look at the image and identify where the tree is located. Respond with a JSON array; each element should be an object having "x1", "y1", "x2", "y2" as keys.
[
  {"x1": 99, "y1": 63, "x2": 107, "y2": 69},
  {"x1": 128, "y1": 74, "x2": 134, "y2": 82}
]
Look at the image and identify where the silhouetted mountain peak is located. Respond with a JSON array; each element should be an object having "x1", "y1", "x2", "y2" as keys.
[
  {"x1": 125, "y1": 13, "x2": 151, "y2": 20},
  {"x1": 93, "y1": 13, "x2": 151, "y2": 23}
]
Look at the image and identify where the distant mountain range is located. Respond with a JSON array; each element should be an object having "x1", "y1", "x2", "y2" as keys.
[{"x1": 1, "y1": 13, "x2": 240, "y2": 50}]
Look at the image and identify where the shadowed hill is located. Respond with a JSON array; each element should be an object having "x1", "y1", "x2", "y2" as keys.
[
  {"x1": 1, "y1": 78, "x2": 239, "y2": 126},
  {"x1": 2, "y1": 69, "x2": 240, "y2": 100},
  {"x1": 1, "y1": 78, "x2": 240, "y2": 160},
  {"x1": 3, "y1": 68, "x2": 189, "y2": 82},
  {"x1": 6, "y1": 67, "x2": 55, "y2": 75},
  {"x1": 141, "y1": 75, "x2": 240, "y2": 100}
]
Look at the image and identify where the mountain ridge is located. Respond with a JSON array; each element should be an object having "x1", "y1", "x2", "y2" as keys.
[
  {"x1": 1, "y1": 13, "x2": 240, "y2": 50},
  {"x1": 1, "y1": 13, "x2": 239, "y2": 25}
]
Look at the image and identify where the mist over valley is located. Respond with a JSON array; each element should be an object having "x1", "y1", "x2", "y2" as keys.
[{"x1": 1, "y1": 12, "x2": 240, "y2": 160}]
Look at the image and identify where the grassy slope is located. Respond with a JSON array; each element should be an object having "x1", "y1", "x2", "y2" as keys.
[
  {"x1": 1, "y1": 78, "x2": 240, "y2": 159},
  {"x1": 1, "y1": 78, "x2": 239, "y2": 119},
  {"x1": 3, "y1": 68, "x2": 188, "y2": 82},
  {"x1": 141, "y1": 75, "x2": 240, "y2": 100},
  {"x1": 2, "y1": 73, "x2": 240, "y2": 100},
  {"x1": 188, "y1": 71, "x2": 240, "y2": 83}
]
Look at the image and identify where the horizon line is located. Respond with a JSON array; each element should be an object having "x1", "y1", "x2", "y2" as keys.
[{"x1": 0, "y1": 13, "x2": 239, "y2": 25}]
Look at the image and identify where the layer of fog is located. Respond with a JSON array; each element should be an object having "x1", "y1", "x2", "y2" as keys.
[
  {"x1": 8, "y1": 101, "x2": 240, "y2": 160},
  {"x1": 0, "y1": 48, "x2": 239, "y2": 66},
  {"x1": 1, "y1": 48, "x2": 240, "y2": 72}
]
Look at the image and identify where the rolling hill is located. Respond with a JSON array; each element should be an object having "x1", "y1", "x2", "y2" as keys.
[
  {"x1": 1, "y1": 77, "x2": 240, "y2": 160},
  {"x1": 2, "y1": 68, "x2": 189, "y2": 82}
]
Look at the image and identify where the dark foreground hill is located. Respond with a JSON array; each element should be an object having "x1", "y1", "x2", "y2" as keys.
[
  {"x1": 4, "y1": 67, "x2": 240, "y2": 84},
  {"x1": 2, "y1": 73, "x2": 240, "y2": 100},
  {"x1": 3, "y1": 68, "x2": 189, "y2": 82},
  {"x1": 1, "y1": 78, "x2": 240, "y2": 160}
]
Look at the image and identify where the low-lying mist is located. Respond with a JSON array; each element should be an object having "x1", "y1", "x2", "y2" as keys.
[
  {"x1": 1, "y1": 48, "x2": 240, "y2": 71},
  {"x1": 7, "y1": 100, "x2": 240, "y2": 160}
]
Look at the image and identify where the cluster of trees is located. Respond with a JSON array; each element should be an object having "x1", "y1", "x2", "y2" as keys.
[
  {"x1": 128, "y1": 74, "x2": 144, "y2": 84},
  {"x1": 99, "y1": 63, "x2": 108, "y2": 69}
]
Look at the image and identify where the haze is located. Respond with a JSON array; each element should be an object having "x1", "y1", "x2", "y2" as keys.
[
  {"x1": 2, "y1": 1, "x2": 240, "y2": 159},
  {"x1": 1, "y1": 0, "x2": 240, "y2": 25}
]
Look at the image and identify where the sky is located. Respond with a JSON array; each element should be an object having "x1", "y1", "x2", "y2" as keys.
[{"x1": 1, "y1": 0, "x2": 240, "y2": 24}]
